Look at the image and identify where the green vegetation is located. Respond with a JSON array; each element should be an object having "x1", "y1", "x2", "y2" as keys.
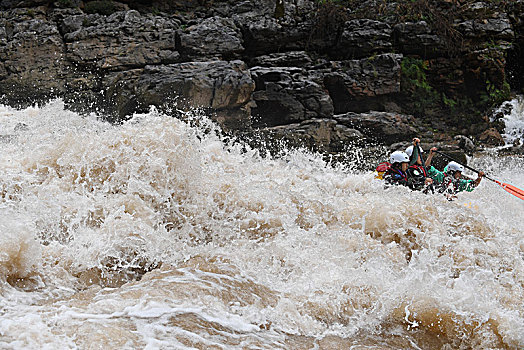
[
  {"x1": 442, "y1": 93, "x2": 457, "y2": 109},
  {"x1": 400, "y1": 57, "x2": 441, "y2": 114},
  {"x1": 481, "y1": 79, "x2": 511, "y2": 107},
  {"x1": 401, "y1": 57, "x2": 431, "y2": 93},
  {"x1": 151, "y1": 7, "x2": 161, "y2": 16},
  {"x1": 401, "y1": 55, "x2": 512, "y2": 115},
  {"x1": 84, "y1": 1, "x2": 117, "y2": 16}
]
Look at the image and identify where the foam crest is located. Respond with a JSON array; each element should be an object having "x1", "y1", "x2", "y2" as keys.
[
  {"x1": 496, "y1": 95, "x2": 524, "y2": 144},
  {"x1": 0, "y1": 212, "x2": 41, "y2": 284},
  {"x1": 0, "y1": 100, "x2": 523, "y2": 348}
]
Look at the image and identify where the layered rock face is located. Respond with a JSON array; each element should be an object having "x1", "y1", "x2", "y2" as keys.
[{"x1": 1, "y1": 0, "x2": 523, "y2": 157}]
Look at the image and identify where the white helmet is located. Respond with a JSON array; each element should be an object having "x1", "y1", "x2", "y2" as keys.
[
  {"x1": 446, "y1": 161, "x2": 464, "y2": 173},
  {"x1": 390, "y1": 151, "x2": 410, "y2": 164},
  {"x1": 405, "y1": 145, "x2": 423, "y2": 157}
]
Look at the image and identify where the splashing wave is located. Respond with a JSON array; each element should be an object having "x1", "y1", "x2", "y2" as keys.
[{"x1": 0, "y1": 100, "x2": 523, "y2": 349}]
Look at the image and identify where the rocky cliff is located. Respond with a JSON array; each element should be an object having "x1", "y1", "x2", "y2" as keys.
[{"x1": 1, "y1": 0, "x2": 523, "y2": 161}]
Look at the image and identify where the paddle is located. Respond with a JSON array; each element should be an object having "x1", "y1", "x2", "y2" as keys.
[
  {"x1": 410, "y1": 141, "x2": 434, "y2": 193},
  {"x1": 434, "y1": 150, "x2": 524, "y2": 200},
  {"x1": 415, "y1": 142, "x2": 428, "y2": 174}
]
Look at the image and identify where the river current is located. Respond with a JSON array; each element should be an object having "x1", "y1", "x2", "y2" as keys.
[{"x1": 0, "y1": 100, "x2": 523, "y2": 349}]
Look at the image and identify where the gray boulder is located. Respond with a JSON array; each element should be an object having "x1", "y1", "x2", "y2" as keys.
[
  {"x1": 240, "y1": 16, "x2": 311, "y2": 56},
  {"x1": 335, "y1": 19, "x2": 392, "y2": 59},
  {"x1": 250, "y1": 51, "x2": 313, "y2": 67},
  {"x1": 393, "y1": 21, "x2": 445, "y2": 57},
  {"x1": 103, "y1": 60, "x2": 255, "y2": 128},
  {"x1": 456, "y1": 12, "x2": 513, "y2": 40},
  {"x1": 258, "y1": 118, "x2": 364, "y2": 154},
  {"x1": 323, "y1": 53, "x2": 402, "y2": 113},
  {"x1": 0, "y1": 8, "x2": 70, "y2": 105},
  {"x1": 334, "y1": 111, "x2": 418, "y2": 145},
  {"x1": 250, "y1": 66, "x2": 333, "y2": 127},
  {"x1": 61, "y1": 10, "x2": 179, "y2": 70},
  {"x1": 177, "y1": 16, "x2": 243, "y2": 60}
]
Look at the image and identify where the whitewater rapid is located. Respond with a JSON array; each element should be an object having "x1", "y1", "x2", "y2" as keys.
[
  {"x1": 497, "y1": 95, "x2": 524, "y2": 145},
  {"x1": 0, "y1": 100, "x2": 523, "y2": 349}
]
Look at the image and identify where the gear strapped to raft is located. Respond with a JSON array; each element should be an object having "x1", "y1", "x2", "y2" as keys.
[
  {"x1": 376, "y1": 162, "x2": 429, "y2": 192},
  {"x1": 375, "y1": 161, "x2": 391, "y2": 180}
]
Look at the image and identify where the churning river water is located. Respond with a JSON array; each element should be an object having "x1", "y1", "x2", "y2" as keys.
[{"x1": 0, "y1": 100, "x2": 523, "y2": 349}]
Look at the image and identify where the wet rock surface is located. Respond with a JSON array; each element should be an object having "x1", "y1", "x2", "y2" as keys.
[{"x1": 0, "y1": 0, "x2": 523, "y2": 160}]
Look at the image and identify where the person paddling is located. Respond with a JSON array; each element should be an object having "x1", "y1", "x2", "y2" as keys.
[
  {"x1": 405, "y1": 138, "x2": 425, "y2": 168},
  {"x1": 383, "y1": 151, "x2": 410, "y2": 187},
  {"x1": 405, "y1": 138, "x2": 433, "y2": 191},
  {"x1": 384, "y1": 150, "x2": 433, "y2": 191},
  {"x1": 424, "y1": 148, "x2": 485, "y2": 200}
]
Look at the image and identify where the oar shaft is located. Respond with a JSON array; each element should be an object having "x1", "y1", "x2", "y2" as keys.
[
  {"x1": 431, "y1": 150, "x2": 524, "y2": 200},
  {"x1": 434, "y1": 150, "x2": 512, "y2": 183},
  {"x1": 433, "y1": 150, "x2": 478, "y2": 173},
  {"x1": 415, "y1": 144, "x2": 427, "y2": 173},
  {"x1": 433, "y1": 150, "x2": 499, "y2": 182}
]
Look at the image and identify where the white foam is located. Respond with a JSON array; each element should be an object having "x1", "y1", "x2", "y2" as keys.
[
  {"x1": 494, "y1": 95, "x2": 524, "y2": 144},
  {"x1": 0, "y1": 100, "x2": 522, "y2": 348}
]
